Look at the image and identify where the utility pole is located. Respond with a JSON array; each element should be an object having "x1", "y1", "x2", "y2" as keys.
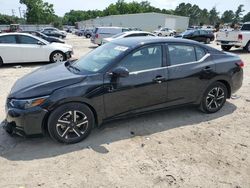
[
  {"x1": 11, "y1": 9, "x2": 16, "y2": 16},
  {"x1": 18, "y1": 7, "x2": 22, "y2": 18}
]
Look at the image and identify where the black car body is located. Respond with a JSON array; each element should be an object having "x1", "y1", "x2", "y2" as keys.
[
  {"x1": 3, "y1": 37, "x2": 243, "y2": 143},
  {"x1": 175, "y1": 30, "x2": 215, "y2": 43},
  {"x1": 41, "y1": 29, "x2": 66, "y2": 39},
  {"x1": 22, "y1": 31, "x2": 65, "y2": 43}
]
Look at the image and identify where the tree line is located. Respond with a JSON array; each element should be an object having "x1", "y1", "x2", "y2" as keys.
[{"x1": 0, "y1": 0, "x2": 250, "y2": 28}]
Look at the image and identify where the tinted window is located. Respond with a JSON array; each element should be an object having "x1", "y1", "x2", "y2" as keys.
[
  {"x1": 0, "y1": 35, "x2": 16, "y2": 44},
  {"x1": 168, "y1": 45, "x2": 196, "y2": 65},
  {"x1": 119, "y1": 45, "x2": 162, "y2": 72},
  {"x1": 200, "y1": 30, "x2": 208, "y2": 35},
  {"x1": 19, "y1": 36, "x2": 39, "y2": 44},
  {"x1": 195, "y1": 47, "x2": 207, "y2": 60},
  {"x1": 241, "y1": 24, "x2": 250, "y2": 31}
]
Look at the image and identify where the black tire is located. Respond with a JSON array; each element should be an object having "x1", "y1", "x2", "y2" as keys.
[
  {"x1": 86, "y1": 34, "x2": 91, "y2": 38},
  {"x1": 169, "y1": 33, "x2": 173, "y2": 36},
  {"x1": 0, "y1": 56, "x2": 3, "y2": 67},
  {"x1": 47, "y1": 102, "x2": 94, "y2": 144},
  {"x1": 199, "y1": 82, "x2": 228, "y2": 113},
  {"x1": 221, "y1": 45, "x2": 232, "y2": 51},
  {"x1": 50, "y1": 51, "x2": 65, "y2": 63},
  {"x1": 245, "y1": 42, "x2": 250, "y2": 53},
  {"x1": 158, "y1": 33, "x2": 162, "y2": 36}
]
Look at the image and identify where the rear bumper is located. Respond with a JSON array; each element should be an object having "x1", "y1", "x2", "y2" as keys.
[
  {"x1": 231, "y1": 68, "x2": 243, "y2": 94},
  {"x1": 216, "y1": 40, "x2": 243, "y2": 47},
  {"x1": 4, "y1": 106, "x2": 48, "y2": 136}
]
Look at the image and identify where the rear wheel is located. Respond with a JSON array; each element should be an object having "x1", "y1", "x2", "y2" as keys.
[
  {"x1": 245, "y1": 42, "x2": 250, "y2": 53},
  {"x1": 50, "y1": 51, "x2": 65, "y2": 63},
  {"x1": 86, "y1": 34, "x2": 91, "y2": 38},
  {"x1": 221, "y1": 45, "x2": 232, "y2": 51},
  {"x1": 200, "y1": 82, "x2": 228, "y2": 113},
  {"x1": 48, "y1": 103, "x2": 94, "y2": 144},
  {"x1": 169, "y1": 33, "x2": 173, "y2": 36},
  {"x1": 158, "y1": 33, "x2": 162, "y2": 36}
]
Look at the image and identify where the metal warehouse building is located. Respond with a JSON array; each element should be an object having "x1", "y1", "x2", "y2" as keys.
[{"x1": 77, "y1": 12, "x2": 189, "y2": 32}]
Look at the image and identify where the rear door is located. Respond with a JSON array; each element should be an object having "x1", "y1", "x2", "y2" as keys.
[
  {"x1": 103, "y1": 44, "x2": 168, "y2": 117},
  {"x1": 0, "y1": 35, "x2": 21, "y2": 64},
  {"x1": 166, "y1": 43, "x2": 215, "y2": 105}
]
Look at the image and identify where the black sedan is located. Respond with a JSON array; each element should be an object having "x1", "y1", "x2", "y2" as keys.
[
  {"x1": 41, "y1": 30, "x2": 66, "y2": 39},
  {"x1": 175, "y1": 30, "x2": 215, "y2": 44},
  {"x1": 3, "y1": 37, "x2": 243, "y2": 144},
  {"x1": 22, "y1": 31, "x2": 65, "y2": 43}
]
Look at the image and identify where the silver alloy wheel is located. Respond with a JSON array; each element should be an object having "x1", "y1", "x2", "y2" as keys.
[
  {"x1": 56, "y1": 110, "x2": 89, "y2": 139},
  {"x1": 206, "y1": 87, "x2": 225, "y2": 110},
  {"x1": 53, "y1": 52, "x2": 64, "y2": 62}
]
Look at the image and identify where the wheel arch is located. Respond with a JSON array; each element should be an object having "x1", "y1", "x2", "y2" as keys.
[{"x1": 42, "y1": 100, "x2": 100, "y2": 135}]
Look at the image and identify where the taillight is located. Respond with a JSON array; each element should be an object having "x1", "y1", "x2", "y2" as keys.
[
  {"x1": 236, "y1": 60, "x2": 244, "y2": 68},
  {"x1": 238, "y1": 34, "x2": 243, "y2": 41},
  {"x1": 95, "y1": 34, "x2": 98, "y2": 38}
]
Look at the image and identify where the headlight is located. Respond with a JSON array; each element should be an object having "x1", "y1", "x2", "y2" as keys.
[{"x1": 9, "y1": 96, "x2": 49, "y2": 109}]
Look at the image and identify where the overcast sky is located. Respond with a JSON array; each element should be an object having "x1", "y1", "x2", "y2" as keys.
[{"x1": 0, "y1": 0, "x2": 249, "y2": 17}]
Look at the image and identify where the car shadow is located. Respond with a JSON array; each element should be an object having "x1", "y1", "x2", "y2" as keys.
[
  {"x1": 0, "y1": 62, "x2": 49, "y2": 69},
  {"x1": 0, "y1": 102, "x2": 237, "y2": 161}
]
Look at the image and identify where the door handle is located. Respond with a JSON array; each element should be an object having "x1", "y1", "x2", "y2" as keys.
[
  {"x1": 153, "y1": 76, "x2": 165, "y2": 84},
  {"x1": 203, "y1": 66, "x2": 212, "y2": 72}
]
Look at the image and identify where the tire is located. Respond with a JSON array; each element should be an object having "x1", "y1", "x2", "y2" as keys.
[
  {"x1": 245, "y1": 42, "x2": 250, "y2": 53},
  {"x1": 86, "y1": 34, "x2": 91, "y2": 38},
  {"x1": 158, "y1": 33, "x2": 162, "y2": 36},
  {"x1": 50, "y1": 51, "x2": 65, "y2": 63},
  {"x1": 221, "y1": 45, "x2": 232, "y2": 51},
  {"x1": 0, "y1": 56, "x2": 3, "y2": 67},
  {"x1": 47, "y1": 102, "x2": 94, "y2": 144},
  {"x1": 199, "y1": 82, "x2": 228, "y2": 113},
  {"x1": 169, "y1": 33, "x2": 173, "y2": 36},
  {"x1": 205, "y1": 38, "x2": 211, "y2": 44}
]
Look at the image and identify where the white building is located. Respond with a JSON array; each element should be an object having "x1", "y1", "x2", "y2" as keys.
[{"x1": 77, "y1": 12, "x2": 189, "y2": 32}]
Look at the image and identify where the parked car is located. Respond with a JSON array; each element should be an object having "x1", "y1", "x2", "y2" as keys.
[
  {"x1": 41, "y1": 28, "x2": 67, "y2": 39},
  {"x1": 75, "y1": 29, "x2": 85, "y2": 36},
  {"x1": 0, "y1": 33, "x2": 73, "y2": 65},
  {"x1": 175, "y1": 30, "x2": 215, "y2": 44},
  {"x1": 22, "y1": 31, "x2": 65, "y2": 44},
  {"x1": 91, "y1": 27, "x2": 129, "y2": 45},
  {"x1": 102, "y1": 31, "x2": 156, "y2": 44},
  {"x1": 84, "y1": 29, "x2": 94, "y2": 38},
  {"x1": 216, "y1": 22, "x2": 250, "y2": 52},
  {"x1": 3, "y1": 37, "x2": 243, "y2": 144},
  {"x1": 41, "y1": 27, "x2": 67, "y2": 36},
  {"x1": 153, "y1": 27, "x2": 176, "y2": 36}
]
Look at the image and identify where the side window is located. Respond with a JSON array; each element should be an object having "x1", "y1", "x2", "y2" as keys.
[
  {"x1": 0, "y1": 35, "x2": 17, "y2": 44},
  {"x1": 119, "y1": 45, "x2": 162, "y2": 72},
  {"x1": 19, "y1": 36, "x2": 39, "y2": 44},
  {"x1": 195, "y1": 46, "x2": 207, "y2": 60},
  {"x1": 168, "y1": 45, "x2": 196, "y2": 65}
]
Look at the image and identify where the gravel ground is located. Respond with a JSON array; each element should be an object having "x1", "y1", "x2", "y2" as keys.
[{"x1": 0, "y1": 34, "x2": 249, "y2": 188}]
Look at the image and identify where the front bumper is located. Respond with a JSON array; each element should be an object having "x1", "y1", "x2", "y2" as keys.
[
  {"x1": 4, "y1": 106, "x2": 48, "y2": 137},
  {"x1": 65, "y1": 51, "x2": 73, "y2": 59}
]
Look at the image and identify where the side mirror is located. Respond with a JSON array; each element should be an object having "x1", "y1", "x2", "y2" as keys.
[
  {"x1": 111, "y1": 67, "x2": 129, "y2": 78},
  {"x1": 37, "y1": 41, "x2": 44, "y2": 45}
]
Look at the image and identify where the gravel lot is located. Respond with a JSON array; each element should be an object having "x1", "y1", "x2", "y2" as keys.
[{"x1": 0, "y1": 34, "x2": 250, "y2": 188}]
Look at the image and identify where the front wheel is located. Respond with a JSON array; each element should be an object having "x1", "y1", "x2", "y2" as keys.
[
  {"x1": 50, "y1": 51, "x2": 65, "y2": 63},
  {"x1": 48, "y1": 103, "x2": 94, "y2": 144},
  {"x1": 200, "y1": 82, "x2": 228, "y2": 113},
  {"x1": 221, "y1": 45, "x2": 232, "y2": 51},
  {"x1": 86, "y1": 34, "x2": 91, "y2": 38}
]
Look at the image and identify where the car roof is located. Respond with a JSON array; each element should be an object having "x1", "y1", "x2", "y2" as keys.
[
  {"x1": 111, "y1": 36, "x2": 218, "y2": 51},
  {"x1": 0, "y1": 32, "x2": 36, "y2": 37},
  {"x1": 123, "y1": 31, "x2": 152, "y2": 35}
]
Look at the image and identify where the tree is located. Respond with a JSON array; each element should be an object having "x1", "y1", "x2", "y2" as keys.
[
  {"x1": 0, "y1": 14, "x2": 24, "y2": 24},
  {"x1": 243, "y1": 12, "x2": 250, "y2": 22},
  {"x1": 234, "y1": 4, "x2": 244, "y2": 23},
  {"x1": 20, "y1": 0, "x2": 55, "y2": 24},
  {"x1": 221, "y1": 10, "x2": 235, "y2": 23},
  {"x1": 209, "y1": 7, "x2": 220, "y2": 25}
]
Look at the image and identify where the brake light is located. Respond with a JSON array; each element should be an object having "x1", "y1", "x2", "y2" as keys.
[
  {"x1": 238, "y1": 34, "x2": 243, "y2": 41},
  {"x1": 95, "y1": 34, "x2": 99, "y2": 38},
  {"x1": 236, "y1": 60, "x2": 244, "y2": 68}
]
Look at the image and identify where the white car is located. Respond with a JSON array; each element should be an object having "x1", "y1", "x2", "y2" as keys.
[
  {"x1": 153, "y1": 28, "x2": 176, "y2": 36},
  {"x1": 102, "y1": 31, "x2": 156, "y2": 44},
  {"x1": 0, "y1": 33, "x2": 73, "y2": 66}
]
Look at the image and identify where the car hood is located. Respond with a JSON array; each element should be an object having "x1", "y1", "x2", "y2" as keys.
[{"x1": 9, "y1": 63, "x2": 86, "y2": 99}]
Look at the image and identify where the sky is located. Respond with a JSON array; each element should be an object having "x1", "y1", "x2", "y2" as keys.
[{"x1": 0, "y1": 0, "x2": 250, "y2": 17}]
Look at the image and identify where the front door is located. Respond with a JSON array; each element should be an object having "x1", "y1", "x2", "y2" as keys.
[{"x1": 103, "y1": 44, "x2": 168, "y2": 118}]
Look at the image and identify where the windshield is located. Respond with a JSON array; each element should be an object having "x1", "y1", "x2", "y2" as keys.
[{"x1": 72, "y1": 43, "x2": 130, "y2": 73}]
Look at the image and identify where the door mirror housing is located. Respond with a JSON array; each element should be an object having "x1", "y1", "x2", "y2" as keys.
[
  {"x1": 37, "y1": 41, "x2": 44, "y2": 45},
  {"x1": 111, "y1": 67, "x2": 129, "y2": 78}
]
